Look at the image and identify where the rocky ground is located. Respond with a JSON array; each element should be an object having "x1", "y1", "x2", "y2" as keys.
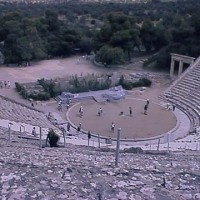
[{"x1": 0, "y1": 127, "x2": 200, "y2": 200}]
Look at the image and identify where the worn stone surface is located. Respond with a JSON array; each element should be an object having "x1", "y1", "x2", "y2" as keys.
[{"x1": 0, "y1": 127, "x2": 200, "y2": 200}]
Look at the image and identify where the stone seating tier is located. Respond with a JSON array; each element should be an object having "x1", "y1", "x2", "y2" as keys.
[
  {"x1": 167, "y1": 92, "x2": 200, "y2": 114},
  {"x1": 163, "y1": 57, "x2": 200, "y2": 130},
  {"x1": 167, "y1": 98, "x2": 199, "y2": 128},
  {"x1": 177, "y1": 79, "x2": 199, "y2": 87},
  {"x1": 0, "y1": 125, "x2": 200, "y2": 200},
  {"x1": 165, "y1": 92, "x2": 200, "y2": 127},
  {"x1": 166, "y1": 85, "x2": 200, "y2": 111},
  {"x1": 181, "y1": 79, "x2": 200, "y2": 88},
  {"x1": 0, "y1": 96, "x2": 56, "y2": 129}
]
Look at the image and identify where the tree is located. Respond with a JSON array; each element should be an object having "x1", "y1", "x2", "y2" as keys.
[
  {"x1": 95, "y1": 45, "x2": 124, "y2": 66},
  {"x1": 95, "y1": 12, "x2": 140, "y2": 62},
  {"x1": 4, "y1": 33, "x2": 21, "y2": 64},
  {"x1": 152, "y1": 23, "x2": 171, "y2": 51},
  {"x1": 59, "y1": 29, "x2": 81, "y2": 56},
  {"x1": 45, "y1": 10, "x2": 59, "y2": 32},
  {"x1": 171, "y1": 14, "x2": 194, "y2": 43},
  {"x1": 191, "y1": 12, "x2": 200, "y2": 36},
  {"x1": 79, "y1": 37, "x2": 94, "y2": 54},
  {"x1": 140, "y1": 20, "x2": 155, "y2": 51}
]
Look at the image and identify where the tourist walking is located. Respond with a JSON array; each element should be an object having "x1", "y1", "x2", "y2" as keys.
[
  {"x1": 32, "y1": 127, "x2": 36, "y2": 136},
  {"x1": 147, "y1": 99, "x2": 150, "y2": 106},
  {"x1": 4, "y1": 81, "x2": 7, "y2": 88},
  {"x1": 98, "y1": 108, "x2": 103, "y2": 116},
  {"x1": 79, "y1": 106, "x2": 83, "y2": 117},
  {"x1": 144, "y1": 104, "x2": 148, "y2": 115},
  {"x1": 7, "y1": 81, "x2": 11, "y2": 88},
  {"x1": 166, "y1": 103, "x2": 170, "y2": 110},
  {"x1": 129, "y1": 107, "x2": 132, "y2": 117},
  {"x1": 67, "y1": 122, "x2": 71, "y2": 132},
  {"x1": 111, "y1": 122, "x2": 115, "y2": 133},
  {"x1": 77, "y1": 123, "x2": 81, "y2": 132},
  {"x1": 87, "y1": 131, "x2": 91, "y2": 146},
  {"x1": 47, "y1": 112, "x2": 51, "y2": 120},
  {"x1": 0, "y1": 80, "x2": 3, "y2": 88},
  {"x1": 58, "y1": 101, "x2": 62, "y2": 111},
  {"x1": 31, "y1": 101, "x2": 34, "y2": 107}
]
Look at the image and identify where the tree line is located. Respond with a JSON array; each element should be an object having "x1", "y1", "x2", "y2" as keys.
[{"x1": 0, "y1": 0, "x2": 199, "y2": 70}]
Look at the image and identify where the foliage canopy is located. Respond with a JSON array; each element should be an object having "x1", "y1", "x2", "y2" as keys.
[{"x1": 0, "y1": 0, "x2": 199, "y2": 69}]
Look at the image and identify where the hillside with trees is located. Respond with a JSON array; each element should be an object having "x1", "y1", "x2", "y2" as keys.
[{"x1": 0, "y1": 0, "x2": 199, "y2": 70}]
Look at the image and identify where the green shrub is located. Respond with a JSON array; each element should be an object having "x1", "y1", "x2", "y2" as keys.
[
  {"x1": 121, "y1": 81, "x2": 133, "y2": 90},
  {"x1": 118, "y1": 75, "x2": 125, "y2": 86},
  {"x1": 118, "y1": 75, "x2": 152, "y2": 90},
  {"x1": 100, "y1": 79, "x2": 111, "y2": 90},
  {"x1": 15, "y1": 82, "x2": 23, "y2": 92},
  {"x1": 67, "y1": 74, "x2": 112, "y2": 93},
  {"x1": 20, "y1": 90, "x2": 26, "y2": 99},
  {"x1": 138, "y1": 78, "x2": 152, "y2": 87},
  {"x1": 15, "y1": 81, "x2": 51, "y2": 100},
  {"x1": 29, "y1": 92, "x2": 50, "y2": 100},
  {"x1": 88, "y1": 79, "x2": 100, "y2": 91},
  {"x1": 38, "y1": 78, "x2": 61, "y2": 98}
]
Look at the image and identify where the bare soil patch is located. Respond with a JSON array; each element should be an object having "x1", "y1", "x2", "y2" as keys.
[{"x1": 68, "y1": 98, "x2": 176, "y2": 140}]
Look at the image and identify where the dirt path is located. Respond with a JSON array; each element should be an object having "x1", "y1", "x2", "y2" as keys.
[{"x1": 0, "y1": 56, "x2": 117, "y2": 84}]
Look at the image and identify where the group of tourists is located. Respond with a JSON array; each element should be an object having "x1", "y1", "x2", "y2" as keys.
[
  {"x1": 57, "y1": 100, "x2": 71, "y2": 112},
  {"x1": 166, "y1": 103, "x2": 176, "y2": 111},
  {"x1": 77, "y1": 100, "x2": 151, "y2": 134},
  {"x1": 75, "y1": 98, "x2": 175, "y2": 136},
  {"x1": 76, "y1": 55, "x2": 91, "y2": 65},
  {"x1": 0, "y1": 80, "x2": 11, "y2": 88}
]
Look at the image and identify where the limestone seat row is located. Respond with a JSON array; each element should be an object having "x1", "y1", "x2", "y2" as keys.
[
  {"x1": 0, "y1": 96, "x2": 55, "y2": 129},
  {"x1": 164, "y1": 59, "x2": 200, "y2": 131}
]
